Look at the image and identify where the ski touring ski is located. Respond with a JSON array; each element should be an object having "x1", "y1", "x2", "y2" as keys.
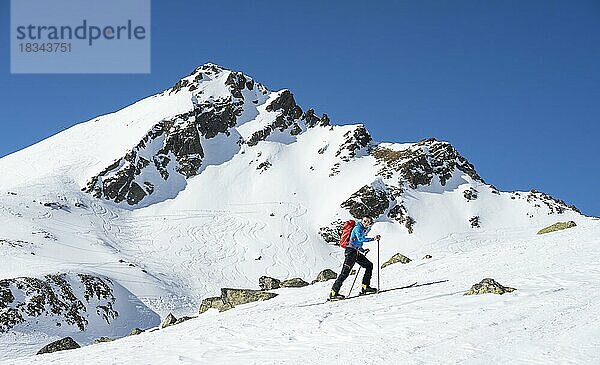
[{"x1": 299, "y1": 282, "x2": 419, "y2": 308}]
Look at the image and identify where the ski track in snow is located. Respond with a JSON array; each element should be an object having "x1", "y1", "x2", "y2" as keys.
[{"x1": 70, "y1": 200, "x2": 322, "y2": 315}]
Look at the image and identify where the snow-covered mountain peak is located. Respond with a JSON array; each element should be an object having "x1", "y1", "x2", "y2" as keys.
[
  {"x1": 167, "y1": 63, "x2": 268, "y2": 103},
  {"x1": 82, "y1": 65, "x2": 332, "y2": 207}
]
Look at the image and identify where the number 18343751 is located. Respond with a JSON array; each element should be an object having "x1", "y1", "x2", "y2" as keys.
[{"x1": 19, "y1": 43, "x2": 72, "y2": 52}]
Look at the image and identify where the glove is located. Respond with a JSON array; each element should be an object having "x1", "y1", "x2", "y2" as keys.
[{"x1": 375, "y1": 235, "x2": 381, "y2": 241}]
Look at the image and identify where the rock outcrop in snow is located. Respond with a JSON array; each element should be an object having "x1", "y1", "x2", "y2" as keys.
[
  {"x1": 372, "y1": 139, "x2": 483, "y2": 188},
  {"x1": 381, "y1": 253, "x2": 412, "y2": 268},
  {"x1": 199, "y1": 288, "x2": 278, "y2": 314},
  {"x1": 280, "y1": 278, "x2": 309, "y2": 288},
  {"x1": 36, "y1": 337, "x2": 80, "y2": 355},
  {"x1": 464, "y1": 278, "x2": 516, "y2": 295},
  {"x1": 0, "y1": 273, "x2": 117, "y2": 333},
  {"x1": 258, "y1": 276, "x2": 281, "y2": 290},
  {"x1": 83, "y1": 63, "x2": 331, "y2": 207},
  {"x1": 0, "y1": 273, "x2": 159, "y2": 344},
  {"x1": 537, "y1": 221, "x2": 577, "y2": 235},
  {"x1": 312, "y1": 269, "x2": 338, "y2": 284}
]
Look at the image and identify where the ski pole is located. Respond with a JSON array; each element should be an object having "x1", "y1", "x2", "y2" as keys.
[
  {"x1": 348, "y1": 265, "x2": 361, "y2": 297},
  {"x1": 348, "y1": 248, "x2": 367, "y2": 297},
  {"x1": 377, "y1": 238, "x2": 380, "y2": 292}
]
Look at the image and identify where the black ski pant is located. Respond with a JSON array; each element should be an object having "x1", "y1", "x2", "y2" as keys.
[{"x1": 331, "y1": 247, "x2": 373, "y2": 294}]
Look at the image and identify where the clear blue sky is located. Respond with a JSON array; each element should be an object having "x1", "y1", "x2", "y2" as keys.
[{"x1": 0, "y1": 1, "x2": 598, "y2": 216}]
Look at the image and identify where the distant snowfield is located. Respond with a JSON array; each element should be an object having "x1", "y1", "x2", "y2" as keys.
[
  {"x1": 1, "y1": 63, "x2": 598, "y2": 364},
  {"x1": 5, "y1": 218, "x2": 600, "y2": 365}
]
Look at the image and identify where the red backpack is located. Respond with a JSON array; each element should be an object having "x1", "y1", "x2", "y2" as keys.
[{"x1": 339, "y1": 220, "x2": 356, "y2": 248}]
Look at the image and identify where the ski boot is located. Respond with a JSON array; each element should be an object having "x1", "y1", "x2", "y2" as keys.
[
  {"x1": 328, "y1": 290, "x2": 345, "y2": 301},
  {"x1": 360, "y1": 284, "x2": 378, "y2": 295}
]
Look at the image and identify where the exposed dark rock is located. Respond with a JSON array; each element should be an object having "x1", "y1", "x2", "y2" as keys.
[
  {"x1": 246, "y1": 90, "x2": 304, "y2": 147},
  {"x1": 470, "y1": 216, "x2": 480, "y2": 228},
  {"x1": 341, "y1": 185, "x2": 389, "y2": 220},
  {"x1": 302, "y1": 109, "x2": 330, "y2": 128},
  {"x1": 526, "y1": 190, "x2": 580, "y2": 215},
  {"x1": 1, "y1": 273, "x2": 117, "y2": 334},
  {"x1": 78, "y1": 274, "x2": 118, "y2": 324},
  {"x1": 225, "y1": 71, "x2": 252, "y2": 98},
  {"x1": 329, "y1": 162, "x2": 341, "y2": 177},
  {"x1": 170, "y1": 78, "x2": 190, "y2": 94},
  {"x1": 318, "y1": 219, "x2": 344, "y2": 244},
  {"x1": 381, "y1": 253, "x2": 411, "y2": 268},
  {"x1": 372, "y1": 139, "x2": 483, "y2": 189},
  {"x1": 37, "y1": 337, "x2": 80, "y2": 355},
  {"x1": 174, "y1": 316, "x2": 195, "y2": 325},
  {"x1": 464, "y1": 278, "x2": 516, "y2": 295},
  {"x1": 32, "y1": 230, "x2": 57, "y2": 240},
  {"x1": 311, "y1": 269, "x2": 338, "y2": 284},
  {"x1": 161, "y1": 313, "x2": 177, "y2": 329},
  {"x1": 537, "y1": 221, "x2": 577, "y2": 235},
  {"x1": 93, "y1": 337, "x2": 113, "y2": 344},
  {"x1": 489, "y1": 185, "x2": 500, "y2": 194},
  {"x1": 257, "y1": 161, "x2": 272, "y2": 173},
  {"x1": 463, "y1": 188, "x2": 478, "y2": 201},
  {"x1": 335, "y1": 126, "x2": 372, "y2": 162},
  {"x1": 128, "y1": 327, "x2": 144, "y2": 336},
  {"x1": 265, "y1": 90, "x2": 303, "y2": 119},
  {"x1": 259, "y1": 276, "x2": 281, "y2": 290},
  {"x1": 43, "y1": 202, "x2": 70, "y2": 211},
  {"x1": 281, "y1": 278, "x2": 309, "y2": 288},
  {"x1": 290, "y1": 123, "x2": 302, "y2": 136},
  {"x1": 0, "y1": 238, "x2": 32, "y2": 248},
  {"x1": 387, "y1": 203, "x2": 416, "y2": 234},
  {"x1": 423, "y1": 255, "x2": 433, "y2": 259},
  {"x1": 84, "y1": 97, "x2": 241, "y2": 205}
]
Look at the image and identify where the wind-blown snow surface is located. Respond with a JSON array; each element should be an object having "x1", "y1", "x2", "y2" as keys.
[{"x1": 0, "y1": 63, "x2": 598, "y2": 363}]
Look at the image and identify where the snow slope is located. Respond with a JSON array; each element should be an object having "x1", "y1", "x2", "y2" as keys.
[
  {"x1": 0, "y1": 63, "x2": 597, "y2": 363},
  {"x1": 7, "y1": 218, "x2": 600, "y2": 365}
]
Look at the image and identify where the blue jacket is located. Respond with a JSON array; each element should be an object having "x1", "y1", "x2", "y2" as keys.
[{"x1": 347, "y1": 221, "x2": 374, "y2": 252}]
